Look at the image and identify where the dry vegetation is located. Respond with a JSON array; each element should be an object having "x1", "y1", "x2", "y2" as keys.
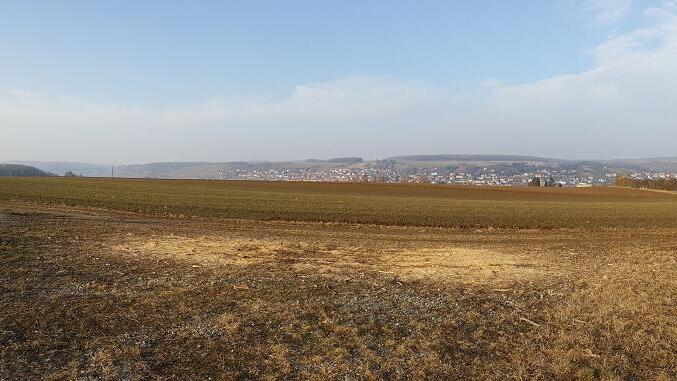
[
  {"x1": 1, "y1": 178, "x2": 676, "y2": 380},
  {"x1": 615, "y1": 175, "x2": 677, "y2": 192}
]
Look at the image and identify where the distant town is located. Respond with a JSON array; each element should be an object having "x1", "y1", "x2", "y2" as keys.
[
  {"x1": 8, "y1": 155, "x2": 677, "y2": 187},
  {"x1": 209, "y1": 162, "x2": 677, "y2": 187}
]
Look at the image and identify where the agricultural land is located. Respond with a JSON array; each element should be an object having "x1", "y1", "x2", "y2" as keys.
[{"x1": 1, "y1": 177, "x2": 676, "y2": 380}]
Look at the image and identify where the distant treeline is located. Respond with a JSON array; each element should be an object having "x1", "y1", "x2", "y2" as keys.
[
  {"x1": 305, "y1": 157, "x2": 363, "y2": 164},
  {"x1": 0, "y1": 164, "x2": 52, "y2": 177},
  {"x1": 389, "y1": 154, "x2": 555, "y2": 162},
  {"x1": 615, "y1": 176, "x2": 677, "y2": 191}
]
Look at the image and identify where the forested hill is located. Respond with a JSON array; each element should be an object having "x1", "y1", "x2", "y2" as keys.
[
  {"x1": 389, "y1": 154, "x2": 560, "y2": 162},
  {"x1": 0, "y1": 164, "x2": 51, "y2": 177}
]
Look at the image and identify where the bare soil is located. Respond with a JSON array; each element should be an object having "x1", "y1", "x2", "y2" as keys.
[{"x1": 1, "y1": 201, "x2": 675, "y2": 380}]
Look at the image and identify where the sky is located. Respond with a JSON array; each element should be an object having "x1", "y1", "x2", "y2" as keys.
[{"x1": 1, "y1": 0, "x2": 677, "y2": 163}]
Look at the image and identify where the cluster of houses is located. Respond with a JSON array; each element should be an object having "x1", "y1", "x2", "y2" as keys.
[{"x1": 204, "y1": 164, "x2": 658, "y2": 187}]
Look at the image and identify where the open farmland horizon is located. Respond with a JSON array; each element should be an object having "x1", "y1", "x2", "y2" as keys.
[
  {"x1": 2, "y1": 177, "x2": 677, "y2": 229},
  {"x1": 4, "y1": 1, "x2": 677, "y2": 378}
]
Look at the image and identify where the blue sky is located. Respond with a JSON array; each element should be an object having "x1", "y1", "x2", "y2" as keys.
[
  {"x1": 1, "y1": 1, "x2": 614, "y2": 104},
  {"x1": 2, "y1": 0, "x2": 677, "y2": 162}
]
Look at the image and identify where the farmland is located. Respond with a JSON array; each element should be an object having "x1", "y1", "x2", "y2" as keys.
[
  {"x1": 1, "y1": 178, "x2": 676, "y2": 380},
  {"x1": 1, "y1": 177, "x2": 677, "y2": 229}
]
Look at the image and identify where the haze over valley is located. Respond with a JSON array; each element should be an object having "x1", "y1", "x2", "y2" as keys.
[{"x1": 6, "y1": 155, "x2": 677, "y2": 187}]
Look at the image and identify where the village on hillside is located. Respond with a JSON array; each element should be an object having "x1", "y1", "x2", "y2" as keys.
[{"x1": 207, "y1": 161, "x2": 677, "y2": 187}]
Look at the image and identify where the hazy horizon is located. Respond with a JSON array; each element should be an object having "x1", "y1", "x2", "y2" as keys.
[
  {"x1": 3, "y1": 1, "x2": 677, "y2": 163},
  {"x1": 6, "y1": 152, "x2": 677, "y2": 169}
]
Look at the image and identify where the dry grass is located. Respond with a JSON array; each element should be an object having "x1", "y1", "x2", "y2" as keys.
[
  {"x1": 381, "y1": 247, "x2": 552, "y2": 285},
  {"x1": 110, "y1": 235, "x2": 552, "y2": 287},
  {"x1": 1, "y1": 181, "x2": 677, "y2": 379}
]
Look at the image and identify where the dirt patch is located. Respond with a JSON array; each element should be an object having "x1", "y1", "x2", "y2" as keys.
[
  {"x1": 108, "y1": 235, "x2": 342, "y2": 267},
  {"x1": 383, "y1": 247, "x2": 551, "y2": 285},
  {"x1": 110, "y1": 235, "x2": 551, "y2": 286}
]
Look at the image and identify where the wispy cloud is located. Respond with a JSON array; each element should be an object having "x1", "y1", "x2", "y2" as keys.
[
  {"x1": 643, "y1": 0, "x2": 677, "y2": 20},
  {"x1": 584, "y1": 0, "x2": 634, "y2": 25},
  {"x1": 0, "y1": 78, "x2": 459, "y2": 162},
  {"x1": 487, "y1": 0, "x2": 677, "y2": 158},
  {"x1": 2, "y1": 2, "x2": 677, "y2": 162}
]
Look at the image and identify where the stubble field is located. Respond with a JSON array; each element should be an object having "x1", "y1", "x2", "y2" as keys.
[{"x1": 1, "y1": 178, "x2": 676, "y2": 380}]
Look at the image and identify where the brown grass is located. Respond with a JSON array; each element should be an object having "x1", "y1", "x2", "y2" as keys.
[
  {"x1": 110, "y1": 235, "x2": 551, "y2": 287},
  {"x1": 1, "y1": 182, "x2": 676, "y2": 380}
]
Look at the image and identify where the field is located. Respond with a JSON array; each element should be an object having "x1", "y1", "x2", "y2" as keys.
[
  {"x1": 2, "y1": 177, "x2": 677, "y2": 229},
  {"x1": 1, "y1": 178, "x2": 676, "y2": 380}
]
